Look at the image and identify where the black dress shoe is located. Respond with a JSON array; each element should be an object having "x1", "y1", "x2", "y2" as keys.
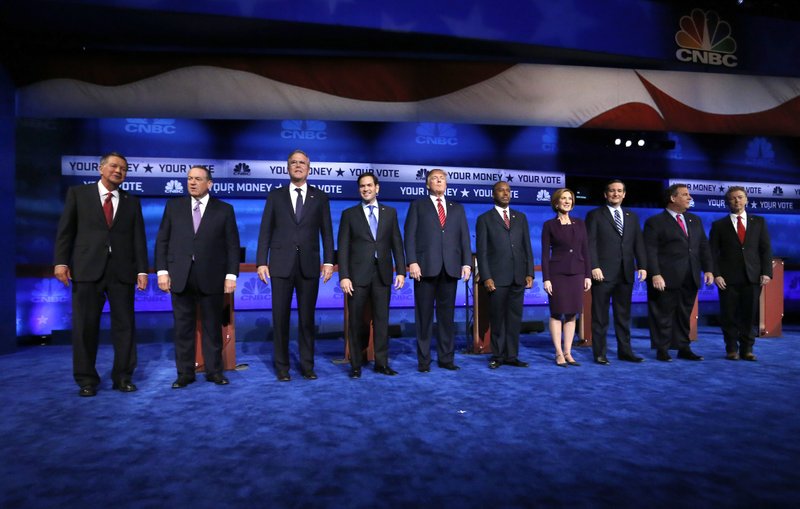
[
  {"x1": 418, "y1": 365, "x2": 431, "y2": 373},
  {"x1": 438, "y1": 362, "x2": 461, "y2": 371},
  {"x1": 277, "y1": 372, "x2": 291, "y2": 382},
  {"x1": 677, "y1": 349, "x2": 703, "y2": 361},
  {"x1": 349, "y1": 367, "x2": 361, "y2": 379},
  {"x1": 171, "y1": 376, "x2": 196, "y2": 389},
  {"x1": 656, "y1": 350, "x2": 672, "y2": 362},
  {"x1": 79, "y1": 385, "x2": 97, "y2": 397},
  {"x1": 488, "y1": 359, "x2": 502, "y2": 369},
  {"x1": 206, "y1": 373, "x2": 230, "y2": 385},
  {"x1": 302, "y1": 370, "x2": 318, "y2": 380},
  {"x1": 594, "y1": 356, "x2": 611, "y2": 365},
  {"x1": 504, "y1": 359, "x2": 529, "y2": 368},
  {"x1": 618, "y1": 354, "x2": 644, "y2": 363},
  {"x1": 112, "y1": 381, "x2": 138, "y2": 392},
  {"x1": 374, "y1": 365, "x2": 398, "y2": 376}
]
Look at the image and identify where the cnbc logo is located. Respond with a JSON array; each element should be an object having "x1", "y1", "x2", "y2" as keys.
[
  {"x1": 281, "y1": 120, "x2": 327, "y2": 140},
  {"x1": 675, "y1": 9, "x2": 737, "y2": 68},
  {"x1": 416, "y1": 123, "x2": 458, "y2": 146},
  {"x1": 125, "y1": 118, "x2": 177, "y2": 134}
]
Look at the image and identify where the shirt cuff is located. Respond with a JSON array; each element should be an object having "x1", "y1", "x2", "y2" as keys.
[
  {"x1": 157, "y1": 270, "x2": 169, "y2": 277},
  {"x1": 225, "y1": 274, "x2": 237, "y2": 281}
]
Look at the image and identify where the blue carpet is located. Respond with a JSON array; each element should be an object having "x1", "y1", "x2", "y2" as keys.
[{"x1": 1, "y1": 326, "x2": 799, "y2": 509}]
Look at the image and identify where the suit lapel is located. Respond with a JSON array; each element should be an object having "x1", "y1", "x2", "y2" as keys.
[{"x1": 111, "y1": 190, "x2": 126, "y2": 228}]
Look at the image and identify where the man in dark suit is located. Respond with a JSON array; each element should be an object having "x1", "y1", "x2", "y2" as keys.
[
  {"x1": 256, "y1": 149, "x2": 334, "y2": 381},
  {"x1": 644, "y1": 184, "x2": 713, "y2": 362},
  {"x1": 155, "y1": 166, "x2": 240, "y2": 388},
  {"x1": 709, "y1": 186, "x2": 772, "y2": 361},
  {"x1": 586, "y1": 179, "x2": 647, "y2": 365},
  {"x1": 404, "y1": 168, "x2": 472, "y2": 372},
  {"x1": 475, "y1": 181, "x2": 534, "y2": 369},
  {"x1": 54, "y1": 152, "x2": 148, "y2": 397},
  {"x1": 338, "y1": 172, "x2": 406, "y2": 378}
]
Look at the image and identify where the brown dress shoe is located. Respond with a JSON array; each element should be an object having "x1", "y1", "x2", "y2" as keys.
[
  {"x1": 742, "y1": 352, "x2": 757, "y2": 361},
  {"x1": 725, "y1": 352, "x2": 740, "y2": 361}
]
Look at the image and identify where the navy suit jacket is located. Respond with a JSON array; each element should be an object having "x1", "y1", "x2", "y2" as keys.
[
  {"x1": 644, "y1": 210, "x2": 712, "y2": 288},
  {"x1": 154, "y1": 196, "x2": 240, "y2": 294},
  {"x1": 475, "y1": 207, "x2": 534, "y2": 286},
  {"x1": 709, "y1": 214, "x2": 772, "y2": 285},
  {"x1": 337, "y1": 203, "x2": 405, "y2": 286},
  {"x1": 256, "y1": 185, "x2": 334, "y2": 278},
  {"x1": 404, "y1": 196, "x2": 471, "y2": 279},
  {"x1": 54, "y1": 183, "x2": 148, "y2": 283},
  {"x1": 586, "y1": 206, "x2": 646, "y2": 283}
]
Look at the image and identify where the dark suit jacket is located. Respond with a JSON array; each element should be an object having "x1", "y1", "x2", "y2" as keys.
[
  {"x1": 256, "y1": 185, "x2": 334, "y2": 278},
  {"x1": 709, "y1": 214, "x2": 772, "y2": 285},
  {"x1": 337, "y1": 203, "x2": 405, "y2": 286},
  {"x1": 154, "y1": 196, "x2": 240, "y2": 294},
  {"x1": 475, "y1": 207, "x2": 534, "y2": 286},
  {"x1": 586, "y1": 206, "x2": 646, "y2": 282},
  {"x1": 643, "y1": 210, "x2": 712, "y2": 288},
  {"x1": 540, "y1": 217, "x2": 591, "y2": 281},
  {"x1": 54, "y1": 183, "x2": 148, "y2": 283},
  {"x1": 404, "y1": 196, "x2": 471, "y2": 278}
]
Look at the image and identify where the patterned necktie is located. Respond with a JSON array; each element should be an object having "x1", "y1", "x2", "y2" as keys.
[
  {"x1": 737, "y1": 215, "x2": 746, "y2": 244},
  {"x1": 437, "y1": 198, "x2": 446, "y2": 228},
  {"x1": 676, "y1": 213, "x2": 688, "y2": 236},
  {"x1": 294, "y1": 188, "x2": 303, "y2": 222},
  {"x1": 368, "y1": 205, "x2": 378, "y2": 239},
  {"x1": 614, "y1": 209, "x2": 623, "y2": 236},
  {"x1": 503, "y1": 209, "x2": 510, "y2": 230},
  {"x1": 103, "y1": 192, "x2": 114, "y2": 227},
  {"x1": 193, "y1": 199, "x2": 202, "y2": 233}
]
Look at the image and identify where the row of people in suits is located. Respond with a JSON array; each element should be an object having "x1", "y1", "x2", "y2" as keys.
[{"x1": 54, "y1": 151, "x2": 773, "y2": 396}]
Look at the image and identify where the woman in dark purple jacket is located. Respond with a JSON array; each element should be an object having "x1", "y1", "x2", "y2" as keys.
[{"x1": 541, "y1": 188, "x2": 592, "y2": 367}]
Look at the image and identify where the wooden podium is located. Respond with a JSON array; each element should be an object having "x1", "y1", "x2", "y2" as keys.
[
  {"x1": 471, "y1": 278, "x2": 492, "y2": 354},
  {"x1": 760, "y1": 258, "x2": 784, "y2": 337},
  {"x1": 343, "y1": 294, "x2": 375, "y2": 362},
  {"x1": 194, "y1": 293, "x2": 237, "y2": 373}
]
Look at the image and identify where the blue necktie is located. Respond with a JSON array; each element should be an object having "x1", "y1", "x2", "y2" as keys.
[
  {"x1": 614, "y1": 209, "x2": 623, "y2": 236},
  {"x1": 368, "y1": 205, "x2": 378, "y2": 239},
  {"x1": 294, "y1": 188, "x2": 303, "y2": 222}
]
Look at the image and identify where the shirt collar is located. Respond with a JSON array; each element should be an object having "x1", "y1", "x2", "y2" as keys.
[{"x1": 98, "y1": 181, "x2": 116, "y2": 197}]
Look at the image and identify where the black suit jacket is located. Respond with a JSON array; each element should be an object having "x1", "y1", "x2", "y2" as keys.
[
  {"x1": 586, "y1": 206, "x2": 646, "y2": 282},
  {"x1": 404, "y1": 196, "x2": 471, "y2": 278},
  {"x1": 54, "y1": 183, "x2": 148, "y2": 283},
  {"x1": 709, "y1": 214, "x2": 772, "y2": 285},
  {"x1": 644, "y1": 210, "x2": 712, "y2": 288},
  {"x1": 154, "y1": 196, "x2": 240, "y2": 294},
  {"x1": 337, "y1": 203, "x2": 405, "y2": 286},
  {"x1": 475, "y1": 207, "x2": 534, "y2": 286},
  {"x1": 256, "y1": 185, "x2": 334, "y2": 278}
]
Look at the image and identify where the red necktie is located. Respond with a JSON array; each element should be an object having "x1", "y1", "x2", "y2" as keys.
[
  {"x1": 103, "y1": 192, "x2": 114, "y2": 227},
  {"x1": 503, "y1": 209, "x2": 510, "y2": 230},
  {"x1": 676, "y1": 213, "x2": 687, "y2": 236},
  {"x1": 437, "y1": 198, "x2": 446, "y2": 228},
  {"x1": 737, "y1": 215, "x2": 745, "y2": 244}
]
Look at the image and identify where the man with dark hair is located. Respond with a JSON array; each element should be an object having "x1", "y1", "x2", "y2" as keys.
[
  {"x1": 155, "y1": 166, "x2": 240, "y2": 388},
  {"x1": 54, "y1": 152, "x2": 149, "y2": 396},
  {"x1": 709, "y1": 186, "x2": 772, "y2": 361},
  {"x1": 586, "y1": 179, "x2": 647, "y2": 364},
  {"x1": 475, "y1": 181, "x2": 534, "y2": 369},
  {"x1": 644, "y1": 184, "x2": 713, "y2": 362},
  {"x1": 256, "y1": 149, "x2": 334, "y2": 381},
  {"x1": 404, "y1": 169, "x2": 471, "y2": 372},
  {"x1": 338, "y1": 172, "x2": 406, "y2": 378}
]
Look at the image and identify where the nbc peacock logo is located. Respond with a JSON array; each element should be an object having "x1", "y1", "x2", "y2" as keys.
[{"x1": 675, "y1": 9, "x2": 738, "y2": 68}]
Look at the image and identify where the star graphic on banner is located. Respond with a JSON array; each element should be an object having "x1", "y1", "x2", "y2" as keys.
[
  {"x1": 750, "y1": 201, "x2": 758, "y2": 208},
  {"x1": 37, "y1": 315, "x2": 48, "y2": 326},
  {"x1": 460, "y1": 189, "x2": 470, "y2": 198},
  {"x1": 144, "y1": 164, "x2": 153, "y2": 173},
  {"x1": 506, "y1": 174, "x2": 514, "y2": 182},
  {"x1": 719, "y1": 184, "x2": 725, "y2": 193},
  {"x1": 336, "y1": 169, "x2": 345, "y2": 176},
  {"x1": 274, "y1": 183, "x2": 283, "y2": 189}
]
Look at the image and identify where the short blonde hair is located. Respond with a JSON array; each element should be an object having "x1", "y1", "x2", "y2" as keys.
[{"x1": 550, "y1": 188, "x2": 574, "y2": 212}]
